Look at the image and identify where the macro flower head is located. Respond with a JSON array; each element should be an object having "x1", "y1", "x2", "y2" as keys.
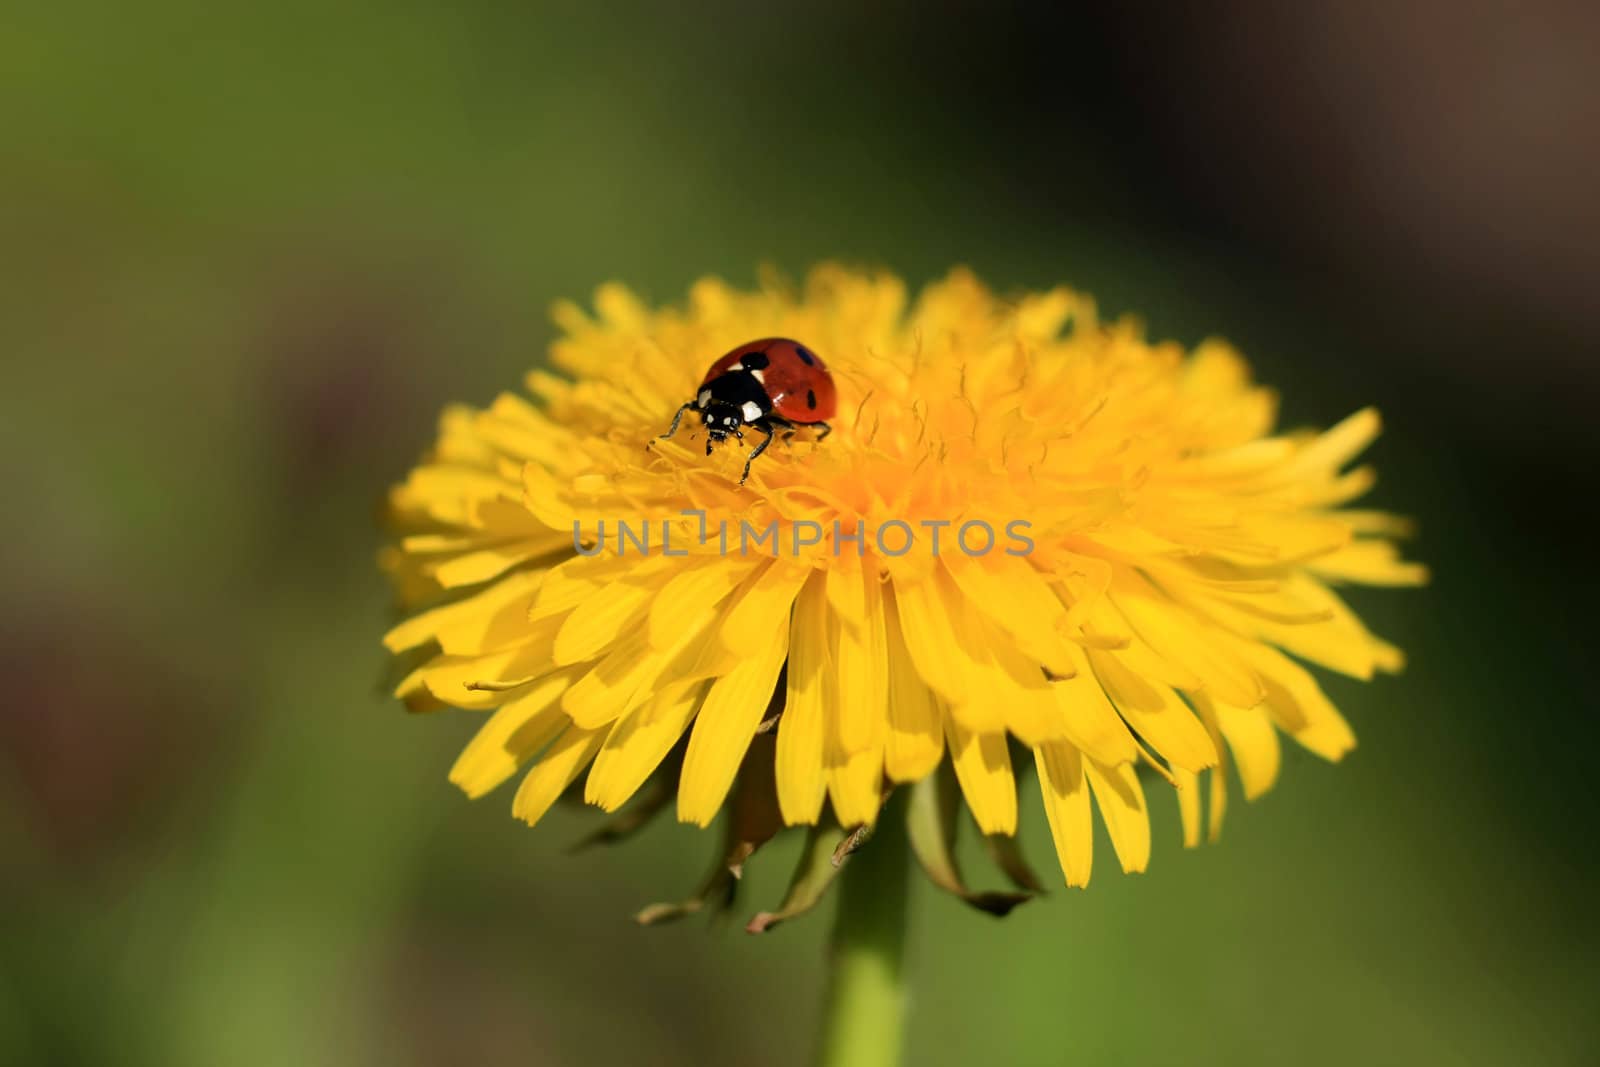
[{"x1": 381, "y1": 264, "x2": 1425, "y2": 922}]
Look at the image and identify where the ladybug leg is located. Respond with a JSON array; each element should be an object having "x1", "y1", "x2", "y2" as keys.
[
  {"x1": 739, "y1": 423, "x2": 776, "y2": 486},
  {"x1": 764, "y1": 414, "x2": 797, "y2": 444},
  {"x1": 660, "y1": 402, "x2": 696, "y2": 441},
  {"x1": 813, "y1": 422, "x2": 832, "y2": 442}
]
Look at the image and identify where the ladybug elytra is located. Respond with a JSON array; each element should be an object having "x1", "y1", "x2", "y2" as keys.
[{"x1": 659, "y1": 338, "x2": 837, "y2": 485}]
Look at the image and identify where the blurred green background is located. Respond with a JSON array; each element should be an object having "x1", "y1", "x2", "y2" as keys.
[{"x1": 4, "y1": 3, "x2": 1596, "y2": 1065}]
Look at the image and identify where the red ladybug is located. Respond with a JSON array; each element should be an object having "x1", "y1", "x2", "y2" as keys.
[{"x1": 660, "y1": 338, "x2": 837, "y2": 484}]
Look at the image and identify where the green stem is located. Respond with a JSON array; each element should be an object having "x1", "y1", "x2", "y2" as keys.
[{"x1": 817, "y1": 791, "x2": 911, "y2": 1067}]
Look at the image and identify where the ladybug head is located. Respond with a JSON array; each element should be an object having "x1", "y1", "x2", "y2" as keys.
[{"x1": 700, "y1": 402, "x2": 746, "y2": 450}]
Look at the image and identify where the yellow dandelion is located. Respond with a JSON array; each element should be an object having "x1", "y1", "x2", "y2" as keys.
[{"x1": 380, "y1": 264, "x2": 1425, "y2": 920}]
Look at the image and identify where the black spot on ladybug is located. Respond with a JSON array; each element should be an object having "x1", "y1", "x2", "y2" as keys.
[
  {"x1": 795, "y1": 345, "x2": 816, "y2": 366},
  {"x1": 743, "y1": 350, "x2": 770, "y2": 370},
  {"x1": 806, "y1": 389, "x2": 817, "y2": 410}
]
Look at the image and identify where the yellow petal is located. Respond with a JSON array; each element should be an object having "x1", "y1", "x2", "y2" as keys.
[
  {"x1": 1085, "y1": 758, "x2": 1150, "y2": 874},
  {"x1": 553, "y1": 577, "x2": 656, "y2": 665},
  {"x1": 648, "y1": 562, "x2": 748, "y2": 650},
  {"x1": 1336, "y1": 510, "x2": 1417, "y2": 538},
  {"x1": 881, "y1": 585, "x2": 944, "y2": 782},
  {"x1": 560, "y1": 564, "x2": 745, "y2": 729},
  {"x1": 382, "y1": 570, "x2": 542, "y2": 654},
  {"x1": 1230, "y1": 640, "x2": 1357, "y2": 760},
  {"x1": 1209, "y1": 696, "x2": 1281, "y2": 799},
  {"x1": 449, "y1": 668, "x2": 578, "y2": 797},
  {"x1": 477, "y1": 393, "x2": 573, "y2": 466},
  {"x1": 828, "y1": 565, "x2": 889, "y2": 754},
  {"x1": 823, "y1": 555, "x2": 868, "y2": 623},
  {"x1": 583, "y1": 682, "x2": 705, "y2": 812},
  {"x1": 976, "y1": 622, "x2": 1062, "y2": 745},
  {"x1": 487, "y1": 473, "x2": 550, "y2": 520},
  {"x1": 1109, "y1": 570, "x2": 1264, "y2": 707},
  {"x1": 892, "y1": 573, "x2": 967, "y2": 704},
  {"x1": 678, "y1": 621, "x2": 791, "y2": 826},
  {"x1": 1186, "y1": 692, "x2": 1232, "y2": 842},
  {"x1": 391, "y1": 465, "x2": 512, "y2": 526},
  {"x1": 511, "y1": 724, "x2": 607, "y2": 826},
  {"x1": 719, "y1": 560, "x2": 811, "y2": 656},
  {"x1": 1251, "y1": 574, "x2": 1393, "y2": 680},
  {"x1": 944, "y1": 714, "x2": 1016, "y2": 835},
  {"x1": 1276, "y1": 407, "x2": 1382, "y2": 482},
  {"x1": 916, "y1": 567, "x2": 1007, "y2": 733},
  {"x1": 826, "y1": 743, "x2": 884, "y2": 829},
  {"x1": 1053, "y1": 552, "x2": 1114, "y2": 633},
  {"x1": 427, "y1": 536, "x2": 557, "y2": 589},
  {"x1": 1309, "y1": 539, "x2": 1430, "y2": 587},
  {"x1": 1168, "y1": 434, "x2": 1295, "y2": 481},
  {"x1": 777, "y1": 573, "x2": 831, "y2": 824},
  {"x1": 1207, "y1": 746, "x2": 1229, "y2": 843},
  {"x1": 560, "y1": 629, "x2": 673, "y2": 729},
  {"x1": 1175, "y1": 767, "x2": 1202, "y2": 849},
  {"x1": 1034, "y1": 742, "x2": 1093, "y2": 888},
  {"x1": 527, "y1": 555, "x2": 609, "y2": 613},
  {"x1": 436, "y1": 584, "x2": 550, "y2": 656},
  {"x1": 997, "y1": 675, "x2": 1063, "y2": 747},
  {"x1": 1297, "y1": 465, "x2": 1376, "y2": 508},
  {"x1": 1088, "y1": 650, "x2": 1218, "y2": 772},
  {"x1": 404, "y1": 634, "x2": 561, "y2": 710},
  {"x1": 1053, "y1": 644, "x2": 1139, "y2": 766},
  {"x1": 945, "y1": 555, "x2": 1077, "y2": 676},
  {"x1": 1228, "y1": 513, "x2": 1352, "y2": 564},
  {"x1": 1081, "y1": 594, "x2": 1201, "y2": 691}
]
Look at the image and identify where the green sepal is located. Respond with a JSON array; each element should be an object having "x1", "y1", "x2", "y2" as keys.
[
  {"x1": 906, "y1": 763, "x2": 1033, "y2": 916},
  {"x1": 745, "y1": 820, "x2": 850, "y2": 934}
]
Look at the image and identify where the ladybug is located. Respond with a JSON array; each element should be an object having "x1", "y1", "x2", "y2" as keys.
[{"x1": 660, "y1": 338, "x2": 837, "y2": 484}]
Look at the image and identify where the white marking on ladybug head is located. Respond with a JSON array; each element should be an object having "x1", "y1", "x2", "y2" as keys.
[
  {"x1": 741, "y1": 401, "x2": 763, "y2": 422},
  {"x1": 697, "y1": 389, "x2": 712, "y2": 408},
  {"x1": 749, "y1": 368, "x2": 766, "y2": 384},
  {"x1": 727, "y1": 362, "x2": 743, "y2": 372}
]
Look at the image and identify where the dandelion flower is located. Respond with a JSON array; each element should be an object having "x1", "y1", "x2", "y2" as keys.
[{"x1": 380, "y1": 264, "x2": 1425, "y2": 920}]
